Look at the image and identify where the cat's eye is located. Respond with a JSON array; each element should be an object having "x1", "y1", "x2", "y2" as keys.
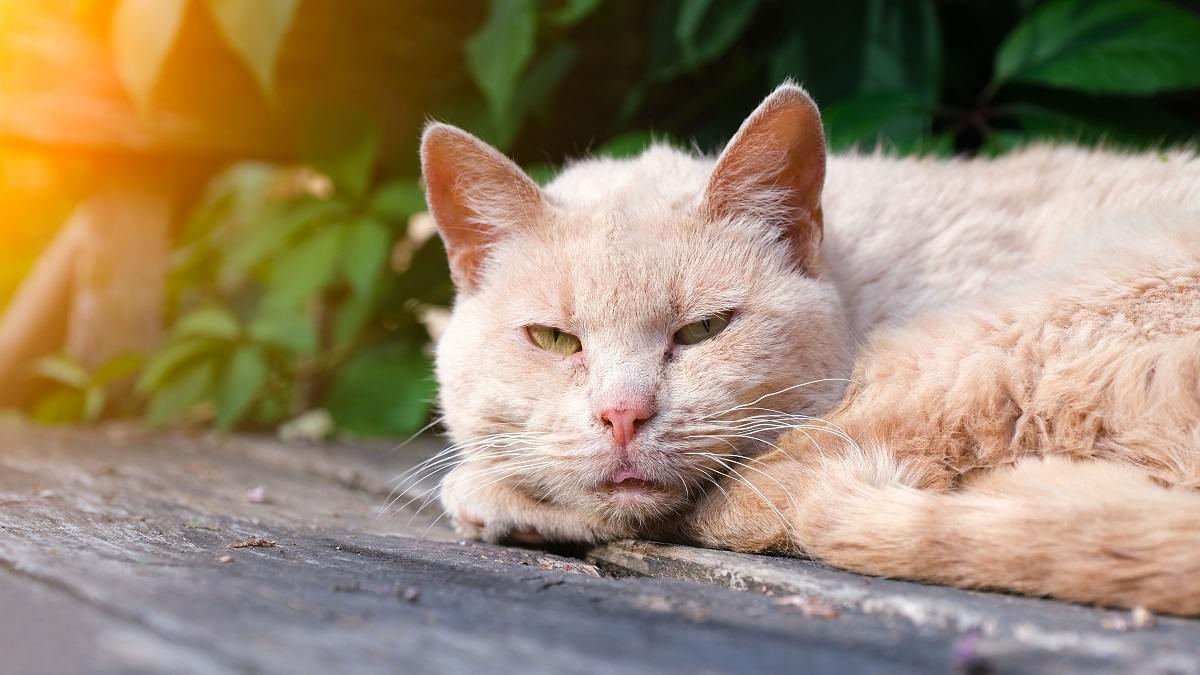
[
  {"x1": 673, "y1": 310, "x2": 733, "y2": 346},
  {"x1": 527, "y1": 325, "x2": 582, "y2": 355}
]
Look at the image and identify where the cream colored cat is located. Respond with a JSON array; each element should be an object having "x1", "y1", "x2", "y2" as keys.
[{"x1": 417, "y1": 82, "x2": 1200, "y2": 614}]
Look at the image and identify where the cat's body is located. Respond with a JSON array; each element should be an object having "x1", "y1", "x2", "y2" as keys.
[{"x1": 419, "y1": 84, "x2": 1200, "y2": 614}]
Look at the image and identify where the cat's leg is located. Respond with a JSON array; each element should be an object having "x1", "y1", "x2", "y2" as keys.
[{"x1": 440, "y1": 461, "x2": 634, "y2": 545}]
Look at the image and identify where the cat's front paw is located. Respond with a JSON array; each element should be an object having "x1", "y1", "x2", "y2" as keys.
[
  {"x1": 441, "y1": 463, "x2": 627, "y2": 545},
  {"x1": 450, "y1": 507, "x2": 548, "y2": 545}
]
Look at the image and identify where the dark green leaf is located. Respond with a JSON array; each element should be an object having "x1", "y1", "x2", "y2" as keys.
[
  {"x1": 822, "y1": 91, "x2": 933, "y2": 152},
  {"x1": 674, "y1": 0, "x2": 758, "y2": 71},
  {"x1": 299, "y1": 107, "x2": 381, "y2": 199},
  {"x1": 524, "y1": 163, "x2": 559, "y2": 185},
  {"x1": 466, "y1": 0, "x2": 538, "y2": 136},
  {"x1": 368, "y1": 180, "x2": 426, "y2": 222},
  {"x1": 510, "y1": 43, "x2": 578, "y2": 128},
  {"x1": 768, "y1": 1, "x2": 941, "y2": 108},
  {"x1": 1006, "y1": 99, "x2": 1197, "y2": 148},
  {"x1": 324, "y1": 341, "x2": 435, "y2": 437},
  {"x1": 33, "y1": 356, "x2": 90, "y2": 390},
  {"x1": 247, "y1": 307, "x2": 318, "y2": 356},
  {"x1": 551, "y1": 0, "x2": 602, "y2": 26},
  {"x1": 147, "y1": 361, "x2": 215, "y2": 427},
  {"x1": 342, "y1": 218, "x2": 391, "y2": 297},
  {"x1": 392, "y1": 236, "x2": 454, "y2": 307},
  {"x1": 264, "y1": 226, "x2": 345, "y2": 308},
  {"x1": 994, "y1": 0, "x2": 1200, "y2": 94},
  {"x1": 173, "y1": 305, "x2": 241, "y2": 341},
  {"x1": 214, "y1": 344, "x2": 268, "y2": 431},
  {"x1": 595, "y1": 131, "x2": 660, "y2": 158}
]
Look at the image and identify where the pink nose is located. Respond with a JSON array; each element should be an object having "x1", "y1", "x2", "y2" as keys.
[{"x1": 598, "y1": 401, "x2": 655, "y2": 448}]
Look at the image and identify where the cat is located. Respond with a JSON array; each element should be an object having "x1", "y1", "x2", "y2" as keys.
[{"x1": 416, "y1": 82, "x2": 1200, "y2": 614}]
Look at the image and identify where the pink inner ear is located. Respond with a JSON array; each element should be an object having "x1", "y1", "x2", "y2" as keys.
[
  {"x1": 420, "y1": 123, "x2": 544, "y2": 291},
  {"x1": 703, "y1": 84, "x2": 827, "y2": 272}
]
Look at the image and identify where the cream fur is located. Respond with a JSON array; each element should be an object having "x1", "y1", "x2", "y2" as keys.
[{"x1": 421, "y1": 83, "x2": 1200, "y2": 614}]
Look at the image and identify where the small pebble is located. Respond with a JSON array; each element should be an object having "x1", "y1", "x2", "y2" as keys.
[
  {"x1": 245, "y1": 486, "x2": 269, "y2": 504},
  {"x1": 400, "y1": 587, "x2": 421, "y2": 603},
  {"x1": 217, "y1": 555, "x2": 234, "y2": 564}
]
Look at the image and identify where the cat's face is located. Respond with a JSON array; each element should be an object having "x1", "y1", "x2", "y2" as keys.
[{"x1": 425, "y1": 84, "x2": 851, "y2": 528}]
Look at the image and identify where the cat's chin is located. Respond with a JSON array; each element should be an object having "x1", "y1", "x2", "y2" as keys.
[{"x1": 593, "y1": 479, "x2": 688, "y2": 524}]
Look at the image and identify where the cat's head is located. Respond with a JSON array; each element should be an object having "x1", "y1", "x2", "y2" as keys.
[{"x1": 422, "y1": 83, "x2": 852, "y2": 528}]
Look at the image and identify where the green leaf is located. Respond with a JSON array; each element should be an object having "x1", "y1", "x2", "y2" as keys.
[
  {"x1": 324, "y1": 341, "x2": 435, "y2": 437},
  {"x1": 994, "y1": 0, "x2": 1200, "y2": 95},
  {"x1": 214, "y1": 344, "x2": 268, "y2": 431},
  {"x1": 466, "y1": 0, "x2": 538, "y2": 134},
  {"x1": 32, "y1": 391, "x2": 86, "y2": 426},
  {"x1": 822, "y1": 91, "x2": 934, "y2": 152},
  {"x1": 506, "y1": 43, "x2": 578, "y2": 138},
  {"x1": 147, "y1": 361, "x2": 215, "y2": 427},
  {"x1": 298, "y1": 108, "x2": 381, "y2": 199},
  {"x1": 264, "y1": 226, "x2": 345, "y2": 308},
  {"x1": 342, "y1": 218, "x2": 391, "y2": 297},
  {"x1": 111, "y1": 0, "x2": 188, "y2": 113},
  {"x1": 81, "y1": 386, "x2": 106, "y2": 424},
  {"x1": 92, "y1": 352, "x2": 145, "y2": 387},
  {"x1": 368, "y1": 180, "x2": 426, "y2": 221},
  {"x1": 247, "y1": 307, "x2": 318, "y2": 355},
  {"x1": 33, "y1": 356, "x2": 90, "y2": 390},
  {"x1": 331, "y1": 288, "x2": 378, "y2": 350},
  {"x1": 675, "y1": 0, "x2": 759, "y2": 70},
  {"x1": 595, "y1": 131, "x2": 659, "y2": 158},
  {"x1": 173, "y1": 305, "x2": 241, "y2": 341},
  {"x1": 220, "y1": 200, "x2": 347, "y2": 288},
  {"x1": 551, "y1": 0, "x2": 603, "y2": 26},
  {"x1": 138, "y1": 338, "x2": 219, "y2": 393},
  {"x1": 768, "y1": 1, "x2": 941, "y2": 108},
  {"x1": 204, "y1": 0, "x2": 299, "y2": 100}
]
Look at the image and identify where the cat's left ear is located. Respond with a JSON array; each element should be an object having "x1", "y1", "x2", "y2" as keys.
[
  {"x1": 421, "y1": 123, "x2": 545, "y2": 292},
  {"x1": 702, "y1": 82, "x2": 826, "y2": 273}
]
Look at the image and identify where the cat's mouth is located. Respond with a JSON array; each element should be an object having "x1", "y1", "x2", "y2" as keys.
[{"x1": 600, "y1": 468, "x2": 672, "y2": 498}]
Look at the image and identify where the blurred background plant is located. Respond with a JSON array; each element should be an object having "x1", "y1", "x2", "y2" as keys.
[{"x1": 2, "y1": 0, "x2": 1198, "y2": 438}]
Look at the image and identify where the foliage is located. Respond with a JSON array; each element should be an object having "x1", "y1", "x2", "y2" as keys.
[
  {"x1": 146, "y1": 119, "x2": 449, "y2": 435},
  {"x1": 110, "y1": 0, "x2": 298, "y2": 112},
  {"x1": 453, "y1": 0, "x2": 1199, "y2": 157},
  {"x1": 36, "y1": 0, "x2": 1198, "y2": 436},
  {"x1": 30, "y1": 353, "x2": 143, "y2": 425}
]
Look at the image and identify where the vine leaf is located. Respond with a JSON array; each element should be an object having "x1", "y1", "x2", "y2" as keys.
[
  {"x1": 205, "y1": 0, "x2": 299, "y2": 101},
  {"x1": 466, "y1": 0, "x2": 538, "y2": 140},
  {"x1": 995, "y1": 0, "x2": 1200, "y2": 95},
  {"x1": 111, "y1": 0, "x2": 189, "y2": 114}
]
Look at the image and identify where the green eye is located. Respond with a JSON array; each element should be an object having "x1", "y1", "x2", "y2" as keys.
[
  {"x1": 673, "y1": 310, "x2": 733, "y2": 346},
  {"x1": 527, "y1": 325, "x2": 582, "y2": 355}
]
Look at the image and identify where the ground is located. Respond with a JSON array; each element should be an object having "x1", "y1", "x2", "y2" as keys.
[{"x1": 0, "y1": 424, "x2": 1196, "y2": 674}]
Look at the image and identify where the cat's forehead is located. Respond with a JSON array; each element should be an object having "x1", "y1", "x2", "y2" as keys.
[{"x1": 543, "y1": 144, "x2": 713, "y2": 214}]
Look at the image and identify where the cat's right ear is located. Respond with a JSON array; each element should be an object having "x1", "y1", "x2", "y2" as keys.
[
  {"x1": 702, "y1": 82, "x2": 826, "y2": 273},
  {"x1": 420, "y1": 123, "x2": 545, "y2": 292}
]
